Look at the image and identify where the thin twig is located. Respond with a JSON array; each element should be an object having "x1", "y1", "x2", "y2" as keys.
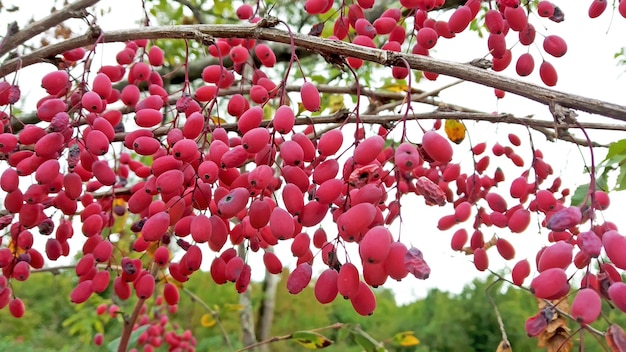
[
  {"x1": 181, "y1": 286, "x2": 235, "y2": 351},
  {"x1": 372, "y1": 79, "x2": 464, "y2": 114},
  {"x1": 485, "y1": 278, "x2": 511, "y2": 347},
  {"x1": 235, "y1": 322, "x2": 344, "y2": 352}
]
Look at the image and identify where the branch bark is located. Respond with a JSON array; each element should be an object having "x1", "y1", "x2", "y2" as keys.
[
  {"x1": 1, "y1": 23, "x2": 626, "y2": 122},
  {"x1": 108, "y1": 111, "x2": 622, "y2": 146},
  {"x1": 0, "y1": 0, "x2": 99, "y2": 58}
]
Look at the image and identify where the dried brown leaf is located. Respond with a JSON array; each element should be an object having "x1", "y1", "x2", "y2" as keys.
[
  {"x1": 535, "y1": 299, "x2": 571, "y2": 351},
  {"x1": 539, "y1": 330, "x2": 572, "y2": 352},
  {"x1": 606, "y1": 324, "x2": 626, "y2": 352}
]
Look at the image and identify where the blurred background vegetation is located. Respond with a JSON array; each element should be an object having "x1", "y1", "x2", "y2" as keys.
[{"x1": 2, "y1": 269, "x2": 625, "y2": 351}]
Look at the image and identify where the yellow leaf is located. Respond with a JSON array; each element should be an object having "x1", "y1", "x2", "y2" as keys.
[
  {"x1": 200, "y1": 313, "x2": 216, "y2": 328},
  {"x1": 496, "y1": 340, "x2": 512, "y2": 352},
  {"x1": 145, "y1": 241, "x2": 160, "y2": 256},
  {"x1": 393, "y1": 331, "x2": 420, "y2": 347},
  {"x1": 381, "y1": 82, "x2": 408, "y2": 93},
  {"x1": 224, "y1": 303, "x2": 244, "y2": 311},
  {"x1": 327, "y1": 95, "x2": 345, "y2": 114},
  {"x1": 292, "y1": 331, "x2": 333, "y2": 349},
  {"x1": 297, "y1": 102, "x2": 306, "y2": 115},
  {"x1": 210, "y1": 116, "x2": 227, "y2": 125},
  {"x1": 444, "y1": 119, "x2": 466, "y2": 144},
  {"x1": 263, "y1": 104, "x2": 274, "y2": 121},
  {"x1": 161, "y1": 276, "x2": 184, "y2": 288}
]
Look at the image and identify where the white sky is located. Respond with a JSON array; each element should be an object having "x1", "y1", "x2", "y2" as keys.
[{"x1": 2, "y1": 1, "x2": 626, "y2": 305}]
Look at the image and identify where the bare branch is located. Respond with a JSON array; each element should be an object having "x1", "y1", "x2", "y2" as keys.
[
  {"x1": 0, "y1": 0, "x2": 99, "y2": 58},
  {"x1": 0, "y1": 24, "x2": 625, "y2": 122},
  {"x1": 106, "y1": 111, "x2": 617, "y2": 146}
]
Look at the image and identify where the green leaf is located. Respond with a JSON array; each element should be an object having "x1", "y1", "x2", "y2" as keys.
[
  {"x1": 107, "y1": 325, "x2": 149, "y2": 352},
  {"x1": 615, "y1": 163, "x2": 626, "y2": 191},
  {"x1": 291, "y1": 331, "x2": 333, "y2": 349},
  {"x1": 570, "y1": 183, "x2": 589, "y2": 206},
  {"x1": 604, "y1": 139, "x2": 626, "y2": 161},
  {"x1": 349, "y1": 326, "x2": 387, "y2": 352}
]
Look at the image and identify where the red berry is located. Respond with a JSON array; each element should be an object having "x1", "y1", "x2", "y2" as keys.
[
  {"x1": 422, "y1": 130, "x2": 453, "y2": 163},
  {"x1": 504, "y1": 5, "x2": 528, "y2": 31},
  {"x1": 300, "y1": 82, "x2": 321, "y2": 112},
  {"x1": 416, "y1": 27, "x2": 438, "y2": 49},
  {"x1": 496, "y1": 238, "x2": 516, "y2": 260},
  {"x1": 539, "y1": 61, "x2": 558, "y2": 86},
  {"x1": 571, "y1": 288, "x2": 602, "y2": 324},
  {"x1": 511, "y1": 259, "x2": 530, "y2": 286},
  {"x1": 537, "y1": 241, "x2": 573, "y2": 272},
  {"x1": 9, "y1": 298, "x2": 25, "y2": 318},
  {"x1": 515, "y1": 53, "x2": 535, "y2": 77},
  {"x1": 603, "y1": 230, "x2": 626, "y2": 270},
  {"x1": 448, "y1": 6, "x2": 472, "y2": 33},
  {"x1": 350, "y1": 281, "x2": 376, "y2": 316},
  {"x1": 609, "y1": 282, "x2": 626, "y2": 313},
  {"x1": 543, "y1": 35, "x2": 567, "y2": 58},
  {"x1": 353, "y1": 135, "x2": 385, "y2": 165},
  {"x1": 287, "y1": 263, "x2": 312, "y2": 294},
  {"x1": 314, "y1": 269, "x2": 339, "y2": 304},
  {"x1": 537, "y1": 1, "x2": 555, "y2": 17},
  {"x1": 530, "y1": 267, "x2": 569, "y2": 300}
]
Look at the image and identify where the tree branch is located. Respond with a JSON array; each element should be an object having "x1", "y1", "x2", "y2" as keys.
[
  {"x1": 105, "y1": 111, "x2": 622, "y2": 147},
  {"x1": 0, "y1": 0, "x2": 99, "y2": 58},
  {"x1": 1, "y1": 24, "x2": 625, "y2": 122}
]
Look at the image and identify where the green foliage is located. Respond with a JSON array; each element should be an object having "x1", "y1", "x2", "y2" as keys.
[
  {"x1": 107, "y1": 325, "x2": 148, "y2": 352},
  {"x1": 615, "y1": 47, "x2": 626, "y2": 68},
  {"x1": 9, "y1": 268, "x2": 624, "y2": 351},
  {"x1": 62, "y1": 294, "x2": 111, "y2": 344},
  {"x1": 572, "y1": 138, "x2": 626, "y2": 206},
  {"x1": 0, "y1": 271, "x2": 104, "y2": 351}
]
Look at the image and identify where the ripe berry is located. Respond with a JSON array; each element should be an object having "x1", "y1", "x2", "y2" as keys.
[
  {"x1": 511, "y1": 259, "x2": 530, "y2": 286},
  {"x1": 543, "y1": 35, "x2": 567, "y2": 58},
  {"x1": 300, "y1": 82, "x2": 321, "y2": 112},
  {"x1": 450, "y1": 229, "x2": 468, "y2": 251},
  {"x1": 314, "y1": 269, "x2": 339, "y2": 304},
  {"x1": 504, "y1": 5, "x2": 528, "y2": 31},
  {"x1": 537, "y1": 1, "x2": 555, "y2": 17},
  {"x1": 71, "y1": 280, "x2": 94, "y2": 303},
  {"x1": 448, "y1": 6, "x2": 472, "y2": 33},
  {"x1": 530, "y1": 267, "x2": 569, "y2": 300},
  {"x1": 350, "y1": 281, "x2": 376, "y2": 316},
  {"x1": 571, "y1": 288, "x2": 601, "y2": 324},
  {"x1": 353, "y1": 135, "x2": 385, "y2": 165},
  {"x1": 539, "y1": 61, "x2": 558, "y2": 86},
  {"x1": 602, "y1": 230, "x2": 626, "y2": 270},
  {"x1": 609, "y1": 282, "x2": 626, "y2": 313},
  {"x1": 473, "y1": 248, "x2": 489, "y2": 271},
  {"x1": 537, "y1": 241, "x2": 573, "y2": 272},
  {"x1": 422, "y1": 130, "x2": 453, "y2": 163},
  {"x1": 9, "y1": 298, "x2": 25, "y2": 318},
  {"x1": 416, "y1": 27, "x2": 438, "y2": 49},
  {"x1": 515, "y1": 53, "x2": 535, "y2": 77},
  {"x1": 359, "y1": 226, "x2": 392, "y2": 264},
  {"x1": 495, "y1": 238, "x2": 515, "y2": 260},
  {"x1": 485, "y1": 9, "x2": 505, "y2": 34},
  {"x1": 384, "y1": 242, "x2": 409, "y2": 280},
  {"x1": 287, "y1": 263, "x2": 312, "y2": 294}
]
